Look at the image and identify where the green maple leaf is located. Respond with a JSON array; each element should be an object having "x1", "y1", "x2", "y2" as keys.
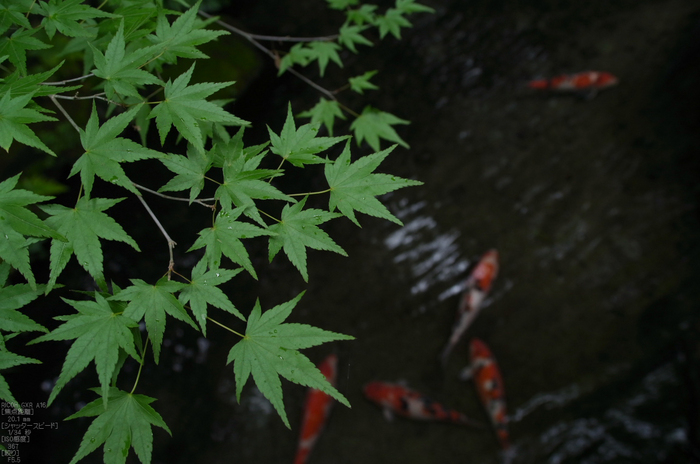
[
  {"x1": 0, "y1": 348, "x2": 41, "y2": 371},
  {"x1": 0, "y1": 63, "x2": 82, "y2": 98},
  {"x1": 0, "y1": 28, "x2": 51, "y2": 76},
  {"x1": 158, "y1": 146, "x2": 211, "y2": 203},
  {"x1": 150, "y1": 63, "x2": 249, "y2": 154},
  {"x1": 350, "y1": 105, "x2": 409, "y2": 151},
  {"x1": 29, "y1": 293, "x2": 141, "y2": 407},
  {"x1": 0, "y1": 1, "x2": 32, "y2": 36},
  {"x1": 66, "y1": 387, "x2": 171, "y2": 464},
  {"x1": 215, "y1": 133, "x2": 293, "y2": 226},
  {"x1": 226, "y1": 292, "x2": 353, "y2": 427},
  {"x1": 189, "y1": 207, "x2": 273, "y2": 279},
  {"x1": 297, "y1": 98, "x2": 346, "y2": 137},
  {"x1": 109, "y1": 278, "x2": 197, "y2": 364},
  {"x1": 347, "y1": 4, "x2": 378, "y2": 25},
  {"x1": 396, "y1": 0, "x2": 435, "y2": 14},
  {"x1": 0, "y1": 173, "x2": 63, "y2": 239},
  {"x1": 376, "y1": 8, "x2": 412, "y2": 39},
  {"x1": 338, "y1": 23, "x2": 373, "y2": 53},
  {"x1": 147, "y1": 0, "x2": 227, "y2": 65},
  {"x1": 0, "y1": 283, "x2": 49, "y2": 333},
  {"x1": 70, "y1": 104, "x2": 162, "y2": 198},
  {"x1": 41, "y1": 197, "x2": 140, "y2": 292},
  {"x1": 0, "y1": 90, "x2": 57, "y2": 156},
  {"x1": 326, "y1": 0, "x2": 359, "y2": 9},
  {"x1": 268, "y1": 197, "x2": 346, "y2": 282},
  {"x1": 0, "y1": 228, "x2": 34, "y2": 288},
  {"x1": 91, "y1": 21, "x2": 163, "y2": 100},
  {"x1": 325, "y1": 141, "x2": 422, "y2": 226},
  {"x1": 307, "y1": 41, "x2": 343, "y2": 76},
  {"x1": 37, "y1": 0, "x2": 115, "y2": 40},
  {"x1": 178, "y1": 260, "x2": 244, "y2": 336},
  {"x1": 0, "y1": 174, "x2": 64, "y2": 288},
  {"x1": 268, "y1": 103, "x2": 348, "y2": 167},
  {"x1": 277, "y1": 43, "x2": 315, "y2": 75},
  {"x1": 0, "y1": 347, "x2": 41, "y2": 408},
  {"x1": 348, "y1": 70, "x2": 379, "y2": 94}
]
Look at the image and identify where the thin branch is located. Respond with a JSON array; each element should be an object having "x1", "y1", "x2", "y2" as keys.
[
  {"x1": 198, "y1": 11, "x2": 337, "y2": 101},
  {"x1": 133, "y1": 182, "x2": 216, "y2": 209},
  {"x1": 135, "y1": 194, "x2": 177, "y2": 280},
  {"x1": 198, "y1": 10, "x2": 338, "y2": 43},
  {"x1": 42, "y1": 73, "x2": 94, "y2": 85},
  {"x1": 49, "y1": 95, "x2": 82, "y2": 133},
  {"x1": 53, "y1": 93, "x2": 112, "y2": 102},
  {"x1": 287, "y1": 67, "x2": 337, "y2": 100}
]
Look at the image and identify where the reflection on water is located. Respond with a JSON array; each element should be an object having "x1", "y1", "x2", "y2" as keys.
[
  {"x1": 510, "y1": 384, "x2": 582, "y2": 423},
  {"x1": 384, "y1": 199, "x2": 470, "y2": 300},
  {"x1": 537, "y1": 363, "x2": 685, "y2": 464}
]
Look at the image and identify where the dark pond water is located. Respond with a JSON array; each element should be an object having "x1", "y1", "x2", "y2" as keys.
[{"x1": 13, "y1": 0, "x2": 700, "y2": 463}]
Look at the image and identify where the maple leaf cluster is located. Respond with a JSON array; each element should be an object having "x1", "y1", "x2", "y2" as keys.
[{"x1": 0, "y1": 0, "x2": 432, "y2": 463}]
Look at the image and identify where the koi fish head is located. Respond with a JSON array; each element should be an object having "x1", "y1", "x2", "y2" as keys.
[
  {"x1": 317, "y1": 353, "x2": 338, "y2": 384},
  {"x1": 469, "y1": 337, "x2": 492, "y2": 362},
  {"x1": 471, "y1": 249, "x2": 499, "y2": 292},
  {"x1": 594, "y1": 71, "x2": 618, "y2": 88},
  {"x1": 363, "y1": 381, "x2": 398, "y2": 405}
]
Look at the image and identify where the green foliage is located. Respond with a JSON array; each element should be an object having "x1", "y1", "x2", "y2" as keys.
[
  {"x1": 326, "y1": 142, "x2": 421, "y2": 226},
  {"x1": 65, "y1": 387, "x2": 171, "y2": 464},
  {"x1": 0, "y1": 0, "x2": 430, "y2": 462},
  {"x1": 227, "y1": 292, "x2": 354, "y2": 428}
]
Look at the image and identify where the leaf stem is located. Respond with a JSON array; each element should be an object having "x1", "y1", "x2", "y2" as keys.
[
  {"x1": 289, "y1": 188, "x2": 331, "y2": 196},
  {"x1": 135, "y1": 194, "x2": 177, "y2": 279},
  {"x1": 207, "y1": 316, "x2": 245, "y2": 338},
  {"x1": 132, "y1": 182, "x2": 216, "y2": 209},
  {"x1": 131, "y1": 337, "x2": 149, "y2": 394},
  {"x1": 258, "y1": 209, "x2": 280, "y2": 223},
  {"x1": 337, "y1": 100, "x2": 360, "y2": 118}
]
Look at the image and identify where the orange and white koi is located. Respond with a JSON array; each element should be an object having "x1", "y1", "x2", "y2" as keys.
[
  {"x1": 440, "y1": 249, "x2": 499, "y2": 364},
  {"x1": 464, "y1": 338, "x2": 509, "y2": 449},
  {"x1": 527, "y1": 71, "x2": 618, "y2": 94},
  {"x1": 294, "y1": 354, "x2": 337, "y2": 464},
  {"x1": 363, "y1": 381, "x2": 483, "y2": 428}
]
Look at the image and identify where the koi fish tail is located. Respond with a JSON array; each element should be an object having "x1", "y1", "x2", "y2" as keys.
[
  {"x1": 439, "y1": 342, "x2": 454, "y2": 366},
  {"x1": 527, "y1": 79, "x2": 550, "y2": 89},
  {"x1": 294, "y1": 448, "x2": 310, "y2": 464}
]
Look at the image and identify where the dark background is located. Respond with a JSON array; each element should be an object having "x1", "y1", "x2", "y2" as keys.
[{"x1": 5, "y1": 0, "x2": 700, "y2": 462}]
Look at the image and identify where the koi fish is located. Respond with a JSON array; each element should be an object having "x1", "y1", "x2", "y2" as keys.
[
  {"x1": 527, "y1": 71, "x2": 618, "y2": 97},
  {"x1": 440, "y1": 249, "x2": 499, "y2": 365},
  {"x1": 464, "y1": 338, "x2": 509, "y2": 449},
  {"x1": 294, "y1": 354, "x2": 337, "y2": 464},
  {"x1": 363, "y1": 381, "x2": 483, "y2": 428}
]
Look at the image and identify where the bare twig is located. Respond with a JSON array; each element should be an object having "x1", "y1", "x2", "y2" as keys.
[
  {"x1": 53, "y1": 93, "x2": 112, "y2": 102},
  {"x1": 132, "y1": 182, "x2": 217, "y2": 209},
  {"x1": 135, "y1": 194, "x2": 177, "y2": 280},
  {"x1": 49, "y1": 95, "x2": 82, "y2": 133},
  {"x1": 42, "y1": 73, "x2": 94, "y2": 85},
  {"x1": 198, "y1": 11, "x2": 338, "y2": 101},
  {"x1": 198, "y1": 10, "x2": 338, "y2": 43}
]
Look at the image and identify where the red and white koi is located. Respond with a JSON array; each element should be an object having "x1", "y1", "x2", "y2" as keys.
[
  {"x1": 440, "y1": 249, "x2": 499, "y2": 364},
  {"x1": 363, "y1": 381, "x2": 483, "y2": 428},
  {"x1": 527, "y1": 71, "x2": 618, "y2": 95},
  {"x1": 463, "y1": 338, "x2": 509, "y2": 449},
  {"x1": 294, "y1": 354, "x2": 337, "y2": 464}
]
